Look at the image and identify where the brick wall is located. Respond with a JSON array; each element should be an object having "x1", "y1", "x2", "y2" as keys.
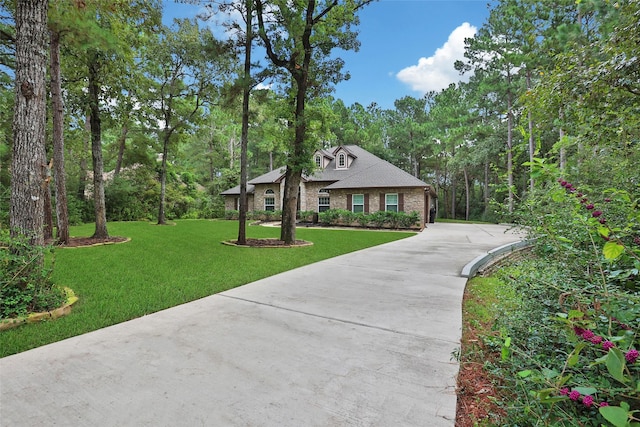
[
  {"x1": 224, "y1": 185, "x2": 428, "y2": 225},
  {"x1": 300, "y1": 182, "x2": 330, "y2": 212},
  {"x1": 327, "y1": 187, "x2": 426, "y2": 224},
  {"x1": 253, "y1": 184, "x2": 281, "y2": 211},
  {"x1": 224, "y1": 195, "x2": 255, "y2": 211}
]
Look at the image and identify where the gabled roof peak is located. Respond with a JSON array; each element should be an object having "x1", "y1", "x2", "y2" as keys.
[{"x1": 332, "y1": 145, "x2": 357, "y2": 158}]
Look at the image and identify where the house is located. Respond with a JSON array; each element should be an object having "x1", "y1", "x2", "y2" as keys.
[{"x1": 221, "y1": 145, "x2": 437, "y2": 227}]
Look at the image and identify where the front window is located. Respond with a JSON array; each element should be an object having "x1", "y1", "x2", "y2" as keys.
[
  {"x1": 264, "y1": 197, "x2": 275, "y2": 211},
  {"x1": 315, "y1": 155, "x2": 322, "y2": 168},
  {"x1": 318, "y1": 196, "x2": 330, "y2": 212},
  {"x1": 352, "y1": 194, "x2": 364, "y2": 213},
  {"x1": 385, "y1": 193, "x2": 398, "y2": 212},
  {"x1": 265, "y1": 189, "x2": 275, "y2": 211}
]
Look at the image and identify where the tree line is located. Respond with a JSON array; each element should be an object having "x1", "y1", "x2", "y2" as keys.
[{"x1": 1, "y1": 0, "x2": 638, "y2": 248}]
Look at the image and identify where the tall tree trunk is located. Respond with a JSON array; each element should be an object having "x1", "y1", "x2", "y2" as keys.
[
  {"x1": 527, "y1": 71, "x2": 535, "y2": 191},
  {"x1": 450, "y1": 173, "x2": 456, "y2": 220},
  {"x1": 237, "y1": 0, "x2": 253, "y2": 245},
  {"x1": 88, "y1": 50, "x2": 109, "y2": 239},
  {"x1": 43, "y1": 179, "x2": 53, "y2": 240},
  {"x1": 50, "y1": 29, "x2": 69, "y2": 244},
  {"x1": 280, "y1": 166, "x2": 302, "y2": 243},
  {"x1": 10, "y1": 0, "x2": 48, "y2": 247},
  {"x1": 229, "y1": 135, "x2": 235, "y2": 169},
  {"x1": 280, "y1": 72, "x2": 308, "y2": 244},
  {"x1": 484, "y1": 159, "x2": 490, "y2": 217},
  {"x1": 114, "y1": 123, "x2": 129, "y2": 177},
  {"x1": 506, "y1": 72, "x2": 514, "y2": 213},
  {"x1": 463, "y1": 167, "x2": 470, "y2": 221},
  {"x1": 157, "y1": 131, "x2": 169, "y2": 225},
  {"x1": 77, "y1": 114, "x2": 90, "y2": 200},
  {"x1": 208, "y1": 138, "x2": 215, "y2": 182}
]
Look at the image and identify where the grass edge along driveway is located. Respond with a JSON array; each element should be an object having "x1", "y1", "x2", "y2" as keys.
[{"x1": 1, "y1": 220, "x2": 415, "y2": 358}]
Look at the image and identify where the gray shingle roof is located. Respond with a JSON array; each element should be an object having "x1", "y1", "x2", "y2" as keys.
[
  {"x1": 248, "y1": 167, "x2": 286, "y2": 184},
  {"x1": 221, "y1": 145, "x2": 428, "y2": 194},
  {"x1": 220, "y1": 183, "x2": 255, "y2": 196},
  {"x1": 314, "y1": 145, "x2": 428, "y2": 189}
]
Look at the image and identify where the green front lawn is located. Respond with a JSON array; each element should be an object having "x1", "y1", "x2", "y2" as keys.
[{"x1": 0, "y1": 220, "x2": 414, "y2": 357}]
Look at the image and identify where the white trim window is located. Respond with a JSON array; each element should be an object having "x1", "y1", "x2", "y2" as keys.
[
  {"x1": 264, "y1": 189, "x2": 275, "y2": 211},
  {"x1": 352, "y1": 194, "x2": 364, "y2": 213},
  {"x1": 318, "y1": 196, "x2": 330, "y2": 212},
  {"x1": 337, "y1": 152, "x2": 347, "y2": 169},
  {"x1": 315, "y1": 154, "x2": 322, "y2": 168},
  {"x1": 385, "y1": 193, "x2": 398, "y2": 212}
]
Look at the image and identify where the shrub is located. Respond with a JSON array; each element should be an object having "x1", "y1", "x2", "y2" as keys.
[
  {"x1": 297, "y1": 210, "x2": 315, "y2": 222},
  {"x1": 224, "y1": 210, "x2": 239, "y2": 220},
  {"x1": 66, "y1": 195, "x2": 93, "y2": 225},
  {"x1": 0, "y1": 231, "x2": 65, "y2": 319},
  {"x1": 317, "y1": 209, "x2": 421, "y2": 229},
  {"x1": 319, "y1": 209, "x2": 341, "y2": 225},
  {"x1": 490, "y1": 167, "x2": 640, "y2": 426},
  {"x1": 369, "y1": 211, "x2": 388, "y2": 228}
]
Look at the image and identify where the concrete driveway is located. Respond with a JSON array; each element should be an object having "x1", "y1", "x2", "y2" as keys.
[{"x1": 0, "y1": 223, "x2": 522, "y2": 426}]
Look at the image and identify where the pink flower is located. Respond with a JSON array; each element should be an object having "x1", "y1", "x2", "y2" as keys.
[
  {"x1": 590, "y1": 335, "x2": 603, "y2": 344},
  {"x1": 581, "y1": 330, "x2": 595, "y2": 340},
  {"x1": 586, "y1": 203, "x2": 595, "y2": 210},
  {"x1": 592, "y1": 210, "x2": 603, "y2": 217},
  {"x1": 599, "y1": 217, "x2": 607, "y2": 224},
  {"x1": 625, "y1": 349, "x2": 639, "y2": 364},
  {"x1": 602, "y1": 341, "x2": 615, "y2": 351},
  {"x1": 583, "y1": 395, "x2": 594, "y2": 407},
  {"x1": 600, "y1": 402, "x2": 609, "y2": 407},
  {"x1": 574, "y1": 326, "x2": 585, "y2": 336},
  {"x1": 560, "y1": 388, "x2": 569, "y2": 396},
  {"x1": 569, "y1": 390, "x2": 581, "y2": 401}
]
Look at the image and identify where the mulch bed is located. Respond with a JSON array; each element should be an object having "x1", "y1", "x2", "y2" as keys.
[
  {"x1": 53, "y1": 236, "x2": 129, "y2": 248},
  {"x1": 227, "y1": 238, "x2": 311, "y2": 247},
  {"x1": 455, "y1": 289, "x2": 505, "y2": 426}
]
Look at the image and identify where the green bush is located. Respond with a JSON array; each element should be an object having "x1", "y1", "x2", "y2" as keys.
[
  {"x1": 369, "y1": 211, "x2": 388, "y2": 228},
  {"x1": 225, "y1": 210, "x2": 239, "y2": 220},
  {"x1": 318, "y1": 209, "x2": 342, "y2": 225},
  {"x1": 66, "y1": 195, "x2": 93, "y2": 225},
  {"x1": 317, "y1": 209, "x2": 421, "y2": 229},
  {"x1": 297, "y1": 210, "x2": 315, "y2": 222},
  {"x1": 0, "y1": 231, "x2": 65, "y2": 319},
  {"x1": 489, "y1": 167, "x2": 640, "y2": 426},
  {"x1": 105, "y1": 176, "x2": 149, "y2": 221}
]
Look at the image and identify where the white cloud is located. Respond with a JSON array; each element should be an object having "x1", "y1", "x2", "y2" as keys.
[{"x1": 396, "y1": 22, "x2": 476, "y2": 94}]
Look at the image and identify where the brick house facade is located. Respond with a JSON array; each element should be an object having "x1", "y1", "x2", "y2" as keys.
[{"x1": 221, "y1": 145, "x2": 437, "y2": 228}]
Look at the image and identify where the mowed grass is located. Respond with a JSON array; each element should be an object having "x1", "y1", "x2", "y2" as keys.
[{"x1": 0, "y1": 220, "x2": 414, "y2": 357}]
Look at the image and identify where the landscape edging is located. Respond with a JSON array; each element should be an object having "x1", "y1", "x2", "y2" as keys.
[{"x1": 461, "y1": 239, "x2": 533, "y2": 278}]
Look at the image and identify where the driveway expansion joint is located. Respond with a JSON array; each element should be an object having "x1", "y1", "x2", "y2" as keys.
[{"x1": 218, "y1": 293, "x2": 453, "y2": 342}]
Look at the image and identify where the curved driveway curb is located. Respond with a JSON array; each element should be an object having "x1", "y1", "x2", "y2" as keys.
[{"x1": 0, "y1": 223, "x2": 523, "y2": 426}]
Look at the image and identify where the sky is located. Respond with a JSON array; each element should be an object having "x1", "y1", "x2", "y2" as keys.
[{"x1": 163, "y1": 0, "x2": 494, "y2": 110}]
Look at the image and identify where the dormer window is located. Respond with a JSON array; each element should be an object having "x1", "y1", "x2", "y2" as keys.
[
  {"x1": 337, "y1": 153, "x2": 347, "y2": 169},
  {"x1": 315, "y1": 155, "x2": 322, "y2": 168}
]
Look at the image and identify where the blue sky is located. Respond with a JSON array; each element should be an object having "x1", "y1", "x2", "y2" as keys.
[{"x1": 163, "y1": 0, "x2": 494, "y2": 110}]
